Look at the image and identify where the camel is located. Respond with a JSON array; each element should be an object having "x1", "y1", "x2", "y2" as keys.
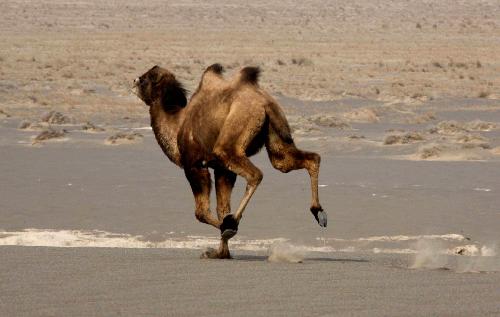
[{"x1": 133, "y1": 64, "x2": 327, "y2": 259}]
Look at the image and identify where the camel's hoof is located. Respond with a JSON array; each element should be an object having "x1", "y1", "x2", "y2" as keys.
[
  {"x1": 311, "y1": 206, "x2": 327, "y2": 227},
  {"x1": 200, "y1": 248, "x2": 232, "y2": 259},
  {"x1": 317, "y1": 211, "x2": 327, "y2": 227},
  {"x1": 221, "y1": 229, "x2": 237, "y2": 240},
  {"x1": 220, "y1": 214, "x2": 238, "y2": 239},
  {"x1": 200, "y1": 248, "x2": 219, "y2": 259}
]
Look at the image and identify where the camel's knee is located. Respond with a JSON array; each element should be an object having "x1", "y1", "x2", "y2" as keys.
[
  {"x1": 270, "y1": 157, "x2": 294, "y2": 173},
  {"x1": 269, "y1": 150, "x2": 320, "y2": 174},
  {"x1": 194, "y1": 208, "x2": 206, "y2": 223},
  {"x1": 304, "y1": 152, "x2": 321, "y2": 173},
  {"x1": 249, "y1": 169, "x2": 263, "y2": 187},
  {"x1": 195, "y1": 208, "x2": 211, "y2": 225}
]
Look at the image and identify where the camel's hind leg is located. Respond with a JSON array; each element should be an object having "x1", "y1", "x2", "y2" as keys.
[{"x1": 265, "y1": 130, "x2": 327, "y2": 227}]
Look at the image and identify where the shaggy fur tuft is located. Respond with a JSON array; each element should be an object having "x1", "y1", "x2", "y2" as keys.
[
  {"x1": 160, "y1": 78, "x2": 188, "y2": 109},
  {"x1": 205, "y1": 63, "x2": 225, "y2": 75},
  {"x1": 239, "y1": 66, "x2": 261, "y2": 85}
]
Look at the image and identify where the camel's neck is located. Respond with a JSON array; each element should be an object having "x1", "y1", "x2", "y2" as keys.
[{"x1": 149, "y1": 102, "x2": 185, "y2": 167}]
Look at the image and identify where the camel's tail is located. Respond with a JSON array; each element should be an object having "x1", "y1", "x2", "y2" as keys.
[{"x1": 265, "y1": 102, "x2": 293, "y2": 144}]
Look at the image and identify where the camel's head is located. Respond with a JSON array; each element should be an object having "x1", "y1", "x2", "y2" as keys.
[{"x1": 134, "y1": 65, "x2": 187, "y2": 109}]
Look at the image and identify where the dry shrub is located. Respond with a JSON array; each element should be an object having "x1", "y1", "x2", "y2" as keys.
[
  {"x1": 0, "y1": 109, "x2": 10, "y2": 117},
  {"x1": 18, "y1": 120, "x2": 49, "y2": 130},
  {"x1": 478, "y1": 91, "x2": 490, "y2": 98},
  {"x1": 456, "y1": 133, "x2": 490, "y2": 149},
  {"x1": 349, "y1": 135, "x2": 365, "y2": 140},
  {"x1": 41, "y1": 111, "x2": 73, "y2": 124},
  {"x1": 430, "y1": 120, "x2": 496, "y2": 134},
  {"x1": 384, "y1": 132, "x2": 424, "y2": 145},
  {"x1": 412, "y1": 112, "x2": 436, "y2": 124},
  {"x1": 461, "y1": 143, "x2": 490, "y2": 150},
  {"x1": 465, "y1": 120, "x2": 496, "y2": 132},
  {"x1": 419, "y1": 145, "x2": 443, "y2": 159},
  {"x1": 291, "y1": 57, "x2": 313, "y2": 66},
  {"x1": 33, "y1": 128, "x2": 67, "y2": 144},
  {"x1": 308, "y1": 114, "x2": 350, "y2": 129},
  {"x1": 432, "y1": 61, "x2": 443, "y2": 68},
  {"x1": 105, "y1": 131, "x2": 143, "y2": 145},
  {"x1": 18, "y1": 120, "x2": 32, "y2": 129},
  {"x1": 82, "y1": 121, "x2": 105, "y2": 132}
]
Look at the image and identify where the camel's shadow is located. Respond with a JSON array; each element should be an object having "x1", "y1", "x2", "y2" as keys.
[{"x1": 230, "y1": 254, "x2": 369, "y2": 263}]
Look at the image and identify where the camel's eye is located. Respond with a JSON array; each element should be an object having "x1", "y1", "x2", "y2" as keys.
[{"x1": 138, "y1": 76, "x2": 148, "y2": 85}]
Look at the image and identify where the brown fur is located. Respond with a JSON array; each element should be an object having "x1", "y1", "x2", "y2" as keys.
[{"x1": 134, "y1": 64, "x2": 325, "y2": 259}]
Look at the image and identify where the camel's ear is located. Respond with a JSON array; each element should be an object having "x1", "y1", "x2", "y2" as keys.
[{"x1": 159, "y1": 76, "x2": 188, "y2": 109}]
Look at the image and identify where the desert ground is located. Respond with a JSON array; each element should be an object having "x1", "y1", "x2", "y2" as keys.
[{"x1": 1, "y1": 0, "x2": 499, "y2": 316}]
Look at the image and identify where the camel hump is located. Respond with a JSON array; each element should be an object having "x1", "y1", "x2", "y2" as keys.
[
  {"x1": 205, "y1": 63, "x2": 225, "y2": 75},
  {"x1": 238, "y1": 66, "x2": 261, "y2": 85},
  {"x1": 195, "y1": 63, "x2": 226, "y2": 93}
]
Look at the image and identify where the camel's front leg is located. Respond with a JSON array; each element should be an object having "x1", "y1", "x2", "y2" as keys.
[
  {"x1": 215, "y1": 168, "x2": 239, "y2": 243},
  {"x1": 184, "y1": 167, "x2": 220, "y2": 229},
  {"x1": 212, "y1": 108, "x2": 266, "y2": 239},
  {"x1": 200, "y1": 238, "x2": 231, "y2": 259},
  {"x1": 214, "y1": 149, "x2": 263, "y2": 238},
  {"x1": 214, "y1": 168, "x2": 237, "y2": 221},
  {"x1": 201, "y1": 169, "x2": 237, "y2": 259},
  {"x1": 185, "y1": 167, "x2": 233, "y2": 259}
]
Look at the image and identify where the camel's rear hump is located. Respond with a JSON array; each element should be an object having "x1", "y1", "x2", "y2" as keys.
[{"x1": 238, "y1": 66, "x2": 261, "y2": 85}]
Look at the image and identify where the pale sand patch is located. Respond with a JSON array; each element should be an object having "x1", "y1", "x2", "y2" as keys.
[
  {"x1": 491, "y1": 147, "x2": 500, "y2": 156},
  {"x1": 342, "y1": 107, "x2": 379, "y2": 123}
]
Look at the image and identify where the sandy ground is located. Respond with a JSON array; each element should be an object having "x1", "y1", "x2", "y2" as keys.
[
  {"x1": 2, "y1": 247, "x2": 500, "y2": 317},
  {"x1": 1, "y1": 0, "x2": 500, "y2": 316},
  {"x1": 1, "y1": 128, "x2": 499, "y2": 316}
]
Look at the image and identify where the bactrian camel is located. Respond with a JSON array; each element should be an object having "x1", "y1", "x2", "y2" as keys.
[{"x1": 134, "y1": 64, "x2": 327, "y2": 259}]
